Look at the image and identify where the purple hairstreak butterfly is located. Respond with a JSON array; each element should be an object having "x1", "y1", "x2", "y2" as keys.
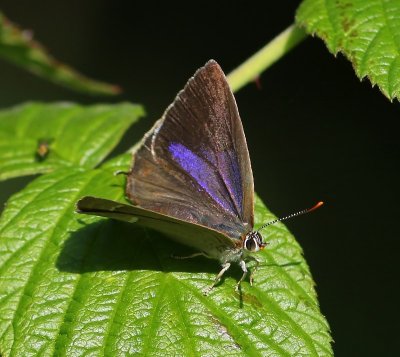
[{"x1": 76, "y1": 60, "x2": 323, "y2": 295}]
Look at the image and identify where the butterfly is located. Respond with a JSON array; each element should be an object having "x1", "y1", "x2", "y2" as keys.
[{"x1": 76, "y1": 60, "x2": 322, "y2": 294}]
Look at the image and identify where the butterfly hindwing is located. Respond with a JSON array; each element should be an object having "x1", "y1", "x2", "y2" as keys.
[{"x1": 76, "y1": 196, "x2": 235, "y2": 258}]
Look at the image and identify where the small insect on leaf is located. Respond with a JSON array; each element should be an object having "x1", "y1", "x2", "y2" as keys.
[{"x1": 35, "y1": 138, "x2": 53, "y2": 161}]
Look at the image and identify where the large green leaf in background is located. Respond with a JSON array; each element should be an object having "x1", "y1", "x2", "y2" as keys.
[
  {"x1": 0, "y1": 102, "x2": 144, "y2": 181},
  {"x1": 0, "y1": 12, "x2": 120, "y2": 96},
  {"x1": 0, "y1": 103, "x2": 332, "y2": 356},
  {"x1": 296, "y1": 0, "x2": 400, "y2": 100}
]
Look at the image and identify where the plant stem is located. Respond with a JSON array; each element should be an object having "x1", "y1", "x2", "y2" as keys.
[{"x1": 227, "y1": 24, "x2": 307, "y2": 92}]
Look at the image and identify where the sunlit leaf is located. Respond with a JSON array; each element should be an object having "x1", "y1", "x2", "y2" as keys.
[
  {"x1": 0, "y1": 166, "x2": 332, "y2": 356},
  {"x1": 297, "y1": 0, "x2": 400, "y2": 100}
]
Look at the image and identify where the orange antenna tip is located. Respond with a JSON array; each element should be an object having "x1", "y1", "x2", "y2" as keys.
[
  {"x1": 257, "y1": 201, "x2": 325, "y2": 232},
  {"x1": 309, "y1": 201, "x2": 324, "y2": 212}
]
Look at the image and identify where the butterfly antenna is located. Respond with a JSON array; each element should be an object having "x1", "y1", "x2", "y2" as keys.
[{"x1": 257, "y1": 201, "x2": 324, "y2": 232}]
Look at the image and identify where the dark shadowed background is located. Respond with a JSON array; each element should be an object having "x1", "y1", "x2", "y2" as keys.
[{"x1": 1, "y1": 1, "x2": 399, "y2": 356}]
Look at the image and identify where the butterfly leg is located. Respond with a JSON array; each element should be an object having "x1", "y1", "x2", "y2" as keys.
[
  {"x1": 171, "y1": 252, "x2": 211, "y2": 260},
  {"x1": 235, "y1": 260, "x2": 248, "y2": 291},
  {"x1": 113, "y1": 170, "x2": 129, "y2": 176},
  {"x1": 203, "y1": 263, "x2": 231, "y2": 296},
  {"x1": 247, "y1": 256, "x2": 260, "y2": 286}
]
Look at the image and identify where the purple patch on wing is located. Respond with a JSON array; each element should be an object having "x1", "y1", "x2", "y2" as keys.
[
  {"x1": 200, "y1": 146, "x2": 243, "y2": 216},
  {"x1": 169, "y1": 142, "x2": 239, "y2": 214},
  {"x1": 216, "y1": 150, "x2": 243, "y2": 215}
]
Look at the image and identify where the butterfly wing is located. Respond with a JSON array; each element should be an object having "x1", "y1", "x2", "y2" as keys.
[
  {"x1": 76, "y1": 196, "x2": 235, "y2": 259},
  {"x1": 127, "y1": 60, "x2": 254, "y2": 240}
]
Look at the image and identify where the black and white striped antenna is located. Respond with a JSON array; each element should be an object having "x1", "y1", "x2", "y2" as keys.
[{"x1": 257, "y1": 201, "x2": 324, "y2": 232}]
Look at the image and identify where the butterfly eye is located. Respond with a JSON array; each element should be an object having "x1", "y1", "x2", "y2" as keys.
[
  {"x1": 244, "y1": 231, "x2": 265, "y2": 252},
  {"x1": 245, "y1": 237, "x2": 259, "y2": 252},
  {"x1": 244, "y1": 236, "x2": 259, "y2": 252}
]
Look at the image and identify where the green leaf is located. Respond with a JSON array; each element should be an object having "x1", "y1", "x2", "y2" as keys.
[
  {"x1": 0, "y1": 164, "x2": 332, "y2": 356},
  {"x1": 0, "y1": 12, "x2": 121, "y2": 96},
  {"x1": 0, "y1": 102, "x2": 144, "y2": 181},
  {"x1": 296, "y1": 0, "x2": 400, "y2": 100}
]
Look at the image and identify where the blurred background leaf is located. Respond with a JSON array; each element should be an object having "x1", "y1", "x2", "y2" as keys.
[
  {"x1": 0, "y1": 102, "x2": 144, "y2": 181},
  {"x1": 296, "y1": 0, "x2": 400, "y2": 100},
  {"x1": 0, "y1": 11, "x2": 121, "y2": 96}
]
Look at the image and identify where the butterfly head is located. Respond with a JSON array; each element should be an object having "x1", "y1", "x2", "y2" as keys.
[{"x1": 243, "y1": 231, "x2": 266, "y2": 252}]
